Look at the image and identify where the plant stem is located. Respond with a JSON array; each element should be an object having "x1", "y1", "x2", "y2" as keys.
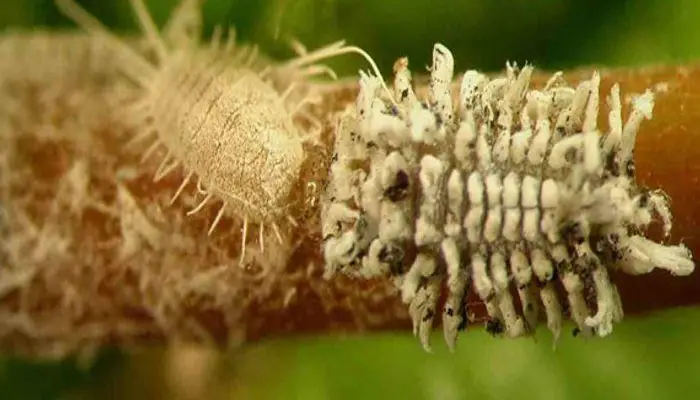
[{"x1": 1, "y1": 34, "x2": 698, "y2": 358}]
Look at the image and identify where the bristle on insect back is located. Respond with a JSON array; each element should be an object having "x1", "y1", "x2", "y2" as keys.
[{"x1": 321, "y1": 43, "x2": 695, "y2": 351}]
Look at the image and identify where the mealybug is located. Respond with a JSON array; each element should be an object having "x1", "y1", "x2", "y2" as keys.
[
  {"x1": 55, "y1": 0, "x2": 388, "y2": 264},
  {"x1": 321, "y1": 43, "x2": 695, "y2": 351}
]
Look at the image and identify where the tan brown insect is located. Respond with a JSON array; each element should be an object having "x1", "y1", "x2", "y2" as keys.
[{"x1": 55, "y1": 0, "x2": 387, "y2": 264}]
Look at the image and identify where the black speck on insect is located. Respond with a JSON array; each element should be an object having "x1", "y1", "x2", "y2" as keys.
[
  {"x1": 638, "y1": 191, "x2": 649, "y2": 208},
  {"x1": 485, "y1": 318, "x2": 505, "y2": 336},
  {"x1": 423, "y1": 308, "x2": 435, "y2": 322},
  {"x1": 457, "y1": 310, "x2": 468, "y2": 331},
  {"x1": 605, "y1": 151, "x2": 620, "y2": 177},
  {"x1": 561, "y1": 221, "x2": 585, "y2": 245},
  {"x1": 560, "y1": 298, "x2": 570, "y2": 315},
  {"x1": 384, "y1": 170, "x2": 410, "y2": 202},
  {"x1": 400, "y1": 89, "x2": 409, "y2": 100},
  {"x1": 434, "y1": 112, "x2": 443, "y2": 127},
  {"x1": 610, "y1": 233, "x2": 620, "y2": 244},
  {"x1": 595, "y1": 237, "x2": 605, "y2": 253},
  {"x1": 342, "y1": 243, "x2": 356, "y2": 257},
  {"x1": 367, "y1": 141, "x2": 377, "y2": 149},
  {"x1": 378, "y1": 244, "x2": 405, "y2": 275},
  {"x1": 348, "y1": 256, "x2": 362, "y2": 268},
  {"x1": 555, "y1": 259, "x2": 568, "y2": 273},
  {"x1": 549, "y1": 265, "x2": 559, "y2": 281}
]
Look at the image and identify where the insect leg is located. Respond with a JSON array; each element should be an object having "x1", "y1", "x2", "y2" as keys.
[
  {"x1": 153, "y1": 152, "x2": 180, "y2": 182},
  {"x1": 208, "y1": 202, "x2": 227, "y2": 236},
  {"x1": 187, "y1": 192, "x2": 213, "y2": 216},
  {"x1": 124, "y1": 126, "x2": 157, "y2": 151},
  {"x1": 140, "y1": 140, "x2": 162, "y2": 164},
  {"x1": 259, "y1": 223, "x2": 265, "y2": 253},
  {"x1": 223, "y1": 27, "x2": 237, "y2": 53},
  {"x1": 169, "y1": 171, "x2": 194, "y2": 206},
  {"x1": 271, "y1": 222, "x2": 284, "y2": 244},
  {"x1": 239, "y1": 217, "x2": 248, "y2": 266}
]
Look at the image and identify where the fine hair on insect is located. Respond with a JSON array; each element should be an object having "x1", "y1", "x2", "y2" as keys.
[
  {"x1": 321, "y1": 43, "x2": 695, "y2": 351},
  {"x1": 54, "y1": 0, "x2": 392, "y2": 265}
]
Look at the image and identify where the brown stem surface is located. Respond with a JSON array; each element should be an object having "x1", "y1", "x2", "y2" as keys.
[{"x1": 1, "y1": 40, "x2": 699, "y2": 358}]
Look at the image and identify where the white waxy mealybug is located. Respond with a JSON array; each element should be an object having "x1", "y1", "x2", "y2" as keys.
[
  {"x1": 321, "y1": 43, "x2": 696, "y2": 351},
  {"x1": 55, "y1": 0, "x2": 389, "y2": 264}
]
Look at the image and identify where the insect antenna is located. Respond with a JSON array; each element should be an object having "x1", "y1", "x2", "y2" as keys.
[
  {"x1": 127, "y1": 0, "x2": 168, "y2": 63},
  {"x1": 55, "y1": 0, "x2": 155, "y2": 87},
  {"x1": 277, "y1": 41, "x2": 398, "y2": 108},
  {"x1": 297, "y1": 64, "x2": 338, "y2": 80},
  {"x1": 162, "y1": 0, "x2": 205, "y2": 49}
]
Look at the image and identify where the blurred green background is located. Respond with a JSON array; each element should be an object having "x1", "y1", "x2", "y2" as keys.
[
  {"x1": 5, "y1": 0, "x2": 700, "y2": 74},
  {"x1": 3, "y1": 0, "x2": 700, "y2": 399}
]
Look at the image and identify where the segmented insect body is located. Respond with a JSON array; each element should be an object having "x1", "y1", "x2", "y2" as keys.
[
  {"x1": 322, "y1": 43, "x2": 695, "y2": 351},
  {"x1": 146, "y1": 50, "x2": 302, "y2": 223},
  {"x1": 55, "y1": 0, "x2": 385, "y2": 263}
]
